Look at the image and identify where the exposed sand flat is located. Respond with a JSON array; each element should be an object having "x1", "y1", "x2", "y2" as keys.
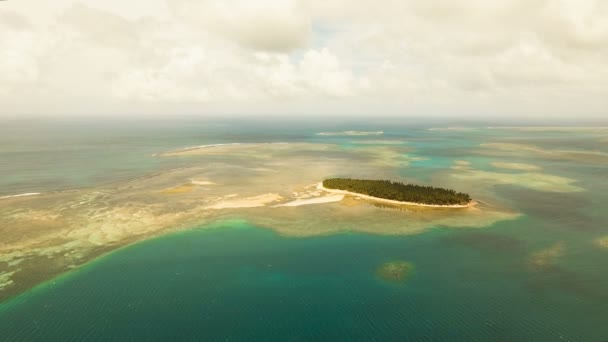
[
  {"x1": 206, "y1": 193, "x2": 284, "y2": 209},
  {"x1": 317, "y1": 183, "x2": 475, "y2": 208},
  {"x1": 0, "y1": 193, "x2": 41, "y2": 200},
  {"x1": 274, "y1": 195, "x2": 344, "y2": 207},
  {"x1": 491, "y1": 162, "x2": 540, "y2": 171}
]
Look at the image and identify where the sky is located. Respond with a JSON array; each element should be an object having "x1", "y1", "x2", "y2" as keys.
[{"x1": 0, "y1": 0, "x2": 607, "y2": 120}]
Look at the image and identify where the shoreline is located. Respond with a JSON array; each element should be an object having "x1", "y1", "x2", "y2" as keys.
[
  {"x1": 316, "y1": 183, "x2": 475, "y2": 208},
  {"x1": 273, "y1": 194, "x2": 345, "y2": 207}
]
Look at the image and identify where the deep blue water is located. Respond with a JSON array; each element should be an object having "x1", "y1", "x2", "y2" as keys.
[{"x1": 1, "y1": 219, "x2": 607, "y2": 341}]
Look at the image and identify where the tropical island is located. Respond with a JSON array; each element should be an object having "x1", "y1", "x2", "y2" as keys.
[{"x1": 320, "y1": 178, "x2": 473, "y2": 207}]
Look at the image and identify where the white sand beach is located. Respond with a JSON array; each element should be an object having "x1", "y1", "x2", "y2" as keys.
[
  {"x1": 274, "y1": 195, "x2": 345, "y2": 207},
  {"x1": 316, "y1": 183, "x2": 475, "y2": 208}
]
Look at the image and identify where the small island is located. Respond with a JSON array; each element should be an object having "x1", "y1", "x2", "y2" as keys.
[{"x1": 320, "y1": 178, "x2": 473, "y2": 207}]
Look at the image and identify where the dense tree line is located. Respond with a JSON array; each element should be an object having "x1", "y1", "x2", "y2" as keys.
[{"x1": 323, "y1": 178, "x2": 471, "y2": 205}]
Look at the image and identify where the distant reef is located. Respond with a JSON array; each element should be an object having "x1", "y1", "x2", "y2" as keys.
[{"x1": 322, "y1": 178, "x2": 472, "y2": 206}]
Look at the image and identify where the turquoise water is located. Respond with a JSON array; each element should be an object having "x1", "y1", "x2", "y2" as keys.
[
  {"x1": 2, "y1": 219, "x2": 606, "y2": 341},
  {"x1": 2, "y1": 119, "x2": 608, "y2": 340}
]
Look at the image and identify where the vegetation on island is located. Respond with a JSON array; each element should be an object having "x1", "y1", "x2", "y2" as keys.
[{"x1": 323, "y1": 178, "x2": 471, "y2": 205}]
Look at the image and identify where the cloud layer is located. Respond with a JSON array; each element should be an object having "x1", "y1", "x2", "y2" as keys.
[{"x1": 1, "y1": 0, "x2": 607, "y2": 118}]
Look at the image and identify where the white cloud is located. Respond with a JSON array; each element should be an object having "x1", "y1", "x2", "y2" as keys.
[
  {"x1": 254, "y1": 49, "x2": 360, "y2": 98},
  {"x1": 0, "y1": 0, "x2": 607, "y2": 118},
  {"x1": 168, "y1": 0, "x2": 310, "y2": 52}
]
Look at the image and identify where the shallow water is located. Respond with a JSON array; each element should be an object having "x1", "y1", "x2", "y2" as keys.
[
  {"x1": 1, "y1": 220, "x2": 607, "y2": 341},
  {"x1": 1, "y1": 119, "x2": 608, "y2": 340}
]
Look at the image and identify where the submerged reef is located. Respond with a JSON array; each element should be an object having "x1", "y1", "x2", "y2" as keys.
[{"x1": 376, "y1": 261, "x2": 414, "y2": 282}]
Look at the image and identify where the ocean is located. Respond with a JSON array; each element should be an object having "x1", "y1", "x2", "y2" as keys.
[{"x1": 1, "y1": 118, "x2": 607, "y2": 341}]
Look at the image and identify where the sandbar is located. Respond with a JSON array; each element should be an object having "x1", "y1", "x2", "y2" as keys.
[
  {"x1": 206, "y1": 193, "x2": 283, "y2": 209},
  {"x1": 274, "y1": 195, "x2": 344, "y2": 207}
]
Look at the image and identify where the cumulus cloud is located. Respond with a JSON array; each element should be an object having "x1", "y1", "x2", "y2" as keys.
[
  {"x1": 0, "y1": 0, "x2": 607, "y2": 118},
  {"x1": 168, "y1": 0, "x2": 310, "y2": 52},
  {"x1": 0, "y1": 11, "x2": 40, "y2": 89}
]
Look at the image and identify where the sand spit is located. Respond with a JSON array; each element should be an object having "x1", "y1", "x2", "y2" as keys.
[
  {"x1": 206, "y1": 193, "x2": 284, "y2": 209},
  {"x1": 274, "y1": 195, "x2": 345, "y2": 207},
  {"x1": 317, "y1": 183, "x2": 475, "y2": 208}
]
